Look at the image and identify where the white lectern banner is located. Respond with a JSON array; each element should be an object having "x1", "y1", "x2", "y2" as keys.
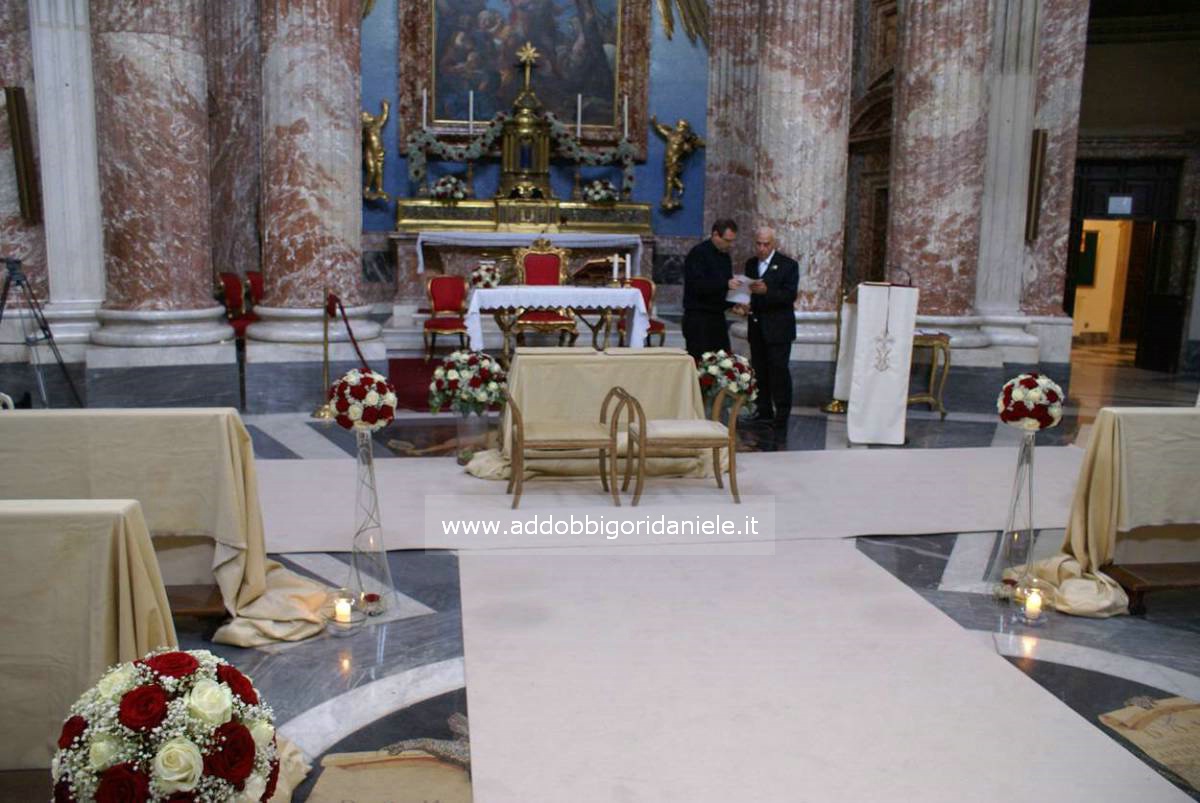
[
  {"x1": 832, "y1": 301, "x2": 857, "y2": 401},
  {"x1": 847, "y1": 284, "x2": 919, "y2": 445}
]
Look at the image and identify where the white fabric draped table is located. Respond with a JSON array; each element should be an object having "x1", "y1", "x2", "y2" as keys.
[
  {"x1": 1030, "y1": 406, "x2": 1200, "y2": 617},
  {"x1": 846, "y1": 283, "x2": 920, "y2": 444},
  {"x1": 414, "y1": 230, "x2": 644, "y2": 273},
  {"x1": 0, "y1": 499, "x2": 175, "y2": 769},
  {"x1": 0, "y1": 409, "x2": 328, "y2": 647},
  {"x1": 466, "y1": 286, "x2": 649, "y2": 352}
]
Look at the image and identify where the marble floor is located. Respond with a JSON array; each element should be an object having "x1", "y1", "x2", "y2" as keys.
[{"x1": 173, "y1": 346, "x2": 1196, "y2": 800}]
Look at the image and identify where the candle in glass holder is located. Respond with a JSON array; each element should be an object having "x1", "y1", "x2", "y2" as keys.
[
  {"x1": 1024, "y1": 590, "x2": 1043, "y2": 621},
  {"x1": 334, "y1": 598, "x2": 352, "y2": 624}
]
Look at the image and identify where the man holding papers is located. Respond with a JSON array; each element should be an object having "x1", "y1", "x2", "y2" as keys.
[
  {"x1": 736, "y1": 226, "x2": 799, "y2": 431},
  {"x1": 682, "y1": 219, "x2": 742, "y2": 360}
]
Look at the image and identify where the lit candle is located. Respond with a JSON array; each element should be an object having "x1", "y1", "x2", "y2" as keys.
[
  {"x1": 623, "y1": 95, "x2": 629, "y2": 140},
  {"x1": 334, "y1": 598, "x2": 352, "y2": 624},
  {"x1": 422, "y1": 89, "x2": 428, "y2": 129},
  {"x1": 468, "y1": 90, "x2": 474, "y2": 135},
  {"x1": 611, "y1": 254, "x2": 619, "y2": 282},
  {"x1": 1024, "y1": 590, "x2": 1043, "y2": 621},
  {"x1": 576, "y1": 94, "x2": 582, "y2": 140}
]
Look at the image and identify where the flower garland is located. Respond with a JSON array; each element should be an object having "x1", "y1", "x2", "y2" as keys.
[
  {"x1": 697, "y1": 350, "x2": 758, "y2": 413},
  {"x1": 582, "y1": 179, "x2": 618, "y2": 203},
  {"x1": 997, "y1": 372, "x2": 1064, "y2": 431},
  {"x1": 51, "y1": 649, "x2": 278, "y2": 803},
  {"x1": 431, "y1": 175, "x2": 469, "y2": 201},
  {"x1": 328, "y1": 368, "x2": 398, "y2": 432},
  {"x1": 470, "y1": 262, "x2": 501, "y2": 289},
  {"x1": 429, "y1": 351, "x2": 506, "y2": 416}
]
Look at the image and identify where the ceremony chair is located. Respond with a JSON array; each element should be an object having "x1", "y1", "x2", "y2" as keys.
[
  {"x1": 615, "y1": 386, "x2": 746, "y2": 505},
  {"x1": 502, "y1": 385, "x2": 627, "y2": 509},
  {"x1": 423, "y1": 274, "x2": 469, "y2": 362},
  {"x1": 511, "y1": 238, "x2": 578, "y2": 348},
  {"x1": 617, "y1": 276, "x2": 667, "y2": 347},
  {"x1": 218, "y1": 272, "x2": 258, "y2": 338}
]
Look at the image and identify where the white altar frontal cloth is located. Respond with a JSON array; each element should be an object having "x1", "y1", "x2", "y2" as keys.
[
  {"x1": 847, "y1": 283, "x2": 919, "y2": 445},
  {"x1": 466, "y1": 286, "x2": 649, "y2": 351},
  {"x1": 415, "y1": 231, "x2": 643, "y2": 273}
]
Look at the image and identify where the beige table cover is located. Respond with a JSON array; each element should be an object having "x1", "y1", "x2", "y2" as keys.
[
  {"x1": 0, "y1": 499, "x2": 176, "y2": 769},
  {"x1": 0, "y1": 409, "x2": 327, "y2": 646},
  {"x1": 1031, "y1": 406, "x2": 1200, "y2": 616},
  {"x1": 468, "y1": 348, "x2": 711, "y2": 479}
]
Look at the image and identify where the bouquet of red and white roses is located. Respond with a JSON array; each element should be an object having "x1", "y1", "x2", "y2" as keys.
[
  {"x1": 328, "y1": 368, "x2": 398, "y2": 432},
  {"x1": 582, "y1": 179, "x2": 618, "y2": 203},
  {"x1": 428, "y1": 351, "x2": 506, "y2": 416},
  {"x1": 997, "y1": 372, "x2": 1064, "y2": 431},
  {"x1": 431, "y1": 174, "x2": 468, "y2": 201},
  {"x1": 697, "y1": 350, "x2": 758, "y2": 412},
  {"x1": 470, "y1": 262, "x2": 501, "y2": 289},
  {"x1": 51, "y1": 649, "x2": 278, "y2": 803}
]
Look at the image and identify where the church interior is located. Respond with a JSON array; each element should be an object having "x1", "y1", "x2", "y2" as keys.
[{"x1": 2, "y1": 0, "x2": 1200, "y2": 800}]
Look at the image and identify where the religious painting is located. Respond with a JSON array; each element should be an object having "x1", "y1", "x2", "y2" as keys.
[
  {"x1": 400, "y1": 0, "x2": 651, "y2": 152},
  {"x1": 433, "y1": 0, "x2": 619, "y2": 127}
]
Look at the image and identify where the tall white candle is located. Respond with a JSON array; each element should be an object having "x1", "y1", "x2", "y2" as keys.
[
  {"x1": 625, "y1": 254, "x2": 632, "y2": 280},
  {"x1": 611, "y1": 254, "x2": 619, "y2": 282},
  {"x1": 422, "y1": 89, "x2": 428, "y2": 129},
  {"x1": 576, "y1": 94, "x2": 582, "y2": 140},
  {"x1": 468, "y1": 91, "x2": 474, "y2": 135},
  {"x1": 623, "y1": 95, "x2": 629, "y2": 140}
]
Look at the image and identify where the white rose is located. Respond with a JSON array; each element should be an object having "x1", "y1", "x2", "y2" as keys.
[
  {"x1": 348, "y1": 404, "x2": 362, "y2": 421},
  {"x1": 1011, "y1": 387, "x2": 1026, "y2": 402},
  {"x1": 996, "y1": 397, "x2": 1006, "y2": 413},
  {"x1": 249, "y1": 719, "x2": 275, "y2": 749},
  {"x1": 429, "y1": 381, "x2": 438, "y2": 392},
  {"x1": 89, "y1": 734, "x2": 123, "y2": 770},
  {"x1": 51, "y1": 753, "x2": 61, "y2": 781},
  {"x1": 719, "y1": 358, "x2": 733, "y2": 369},
  {"x1": 96, "y1": 664, "x2": 137, "y2": 699},
  {"x1": 152, "y1": 738, "x2": 203, "y2": 793},
  {"x1": 707, "y1": 365, "x2": 719, "y2": 375},
  {"x1": 365, "y1": 390, "x2": 380, "y2": 406},
  {"x1": 346, "y1": 373, "x2": 359, "y2": 385},
  {"x1": 488, "y1": 381, "x2": 498, "y2": 391},
  {"x1": 1020, "y1": 417, "x2": 1041, "y2": 431},
  {"x1": 384, "y1": 392, "x2": 397, "y2": 407},
  {"x1": 447, "y1": 369, "x2": 459, "y2": 380},
  {"x1": 236, "y1": 773, "x2": 267, "y2": 803},
  {"x1": 701, "y1": 352, "x2": 713, "y2": 360},
  {"x1": 739, "y1": 373, "x2": 751, "y2": 384},
  {"x1": 476, "y1": 390, "x2": 488, "y2": 402},
  {"x1": 187, "y1": 679, "x2": 232, "y2": 726},
  {"x1": 434, "y1": 367, "x2": 445, "y2": 378},
  {"x1": 1025, "y1": 388, "x2": 1043, "y2": 403}
]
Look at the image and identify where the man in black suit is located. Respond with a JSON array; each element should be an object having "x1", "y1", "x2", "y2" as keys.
[
  {"x1": 682, "y1": 219, "x2": 742, "y2": 361},
  {"x1": 738, "y1": 226, "x2": 799, "y2": 430}
]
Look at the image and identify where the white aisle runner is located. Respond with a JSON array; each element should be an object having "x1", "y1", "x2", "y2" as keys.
[{"x1": 458, "y1": 539, "x2": 1189, "y2": 802}]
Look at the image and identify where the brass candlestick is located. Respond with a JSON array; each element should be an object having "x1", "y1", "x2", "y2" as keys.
[{"x1": 312, "y1": 287, "x2": 335, "y2": 420}]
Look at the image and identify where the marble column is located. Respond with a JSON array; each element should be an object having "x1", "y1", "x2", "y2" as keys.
[
  {"x1": 886, "y1": 0, "x2": 992, "y2": 316},
  {"x1": 28, "y1": 0, "x2": 105, "y2": 346},
  {"x1": 90, "y1": 0, "x2": 231, "y2": 346},
  {"x1": 207, "y1": 0, "x2": 261, "y2": 279},
  {"x1": 251, "y1": 0, "x2": 379, "y2": 343},
  {"x1": 754, "y1": 0, "x2": 852, "y2": 311},
  {"x1": 703, "y1": 0, "x2": 760, "y2": 256}
]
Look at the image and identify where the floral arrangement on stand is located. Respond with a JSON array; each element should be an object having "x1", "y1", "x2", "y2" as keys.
[
  {"x1": 51, "y1": 649, "x2": 279, "y2": 803},
  {"x1": 328, "y1": 368, "x2": 398, "y2": 432},
  {"x1": 697, "y1": 350, "x2": 758, "y2": 414},
  {"x1": 996, "y1": 372, "x2": 1064, "y2": 430},
  {"x1": 430, "y1": 174, "x2": 469, "y2": 202},
  {"x1": 470, "y1": 262, "x2": 502, "y2": 289},
  {"x1": 582, "y1": 179, "x2": 619, "y2": 204},
  {"x1": 428, "y1": 351, "x2": 506, "y2": 416}
]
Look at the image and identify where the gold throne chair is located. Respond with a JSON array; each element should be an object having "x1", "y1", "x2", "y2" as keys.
[{"x1": 511, "y1": 238, "x2": 578, "y2": 348}]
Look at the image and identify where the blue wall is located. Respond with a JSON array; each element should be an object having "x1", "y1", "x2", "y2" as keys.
[{"x1": 360, "y1": 1, "x2": 708, "y2": 238}]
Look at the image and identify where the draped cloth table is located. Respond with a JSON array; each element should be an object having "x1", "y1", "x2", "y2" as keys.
[
  {"x1": 466, "y1": 286, "x2": 649, "y2": 353},
  {"x1": 467, "y1": 348, "x2": 711, "y2": 479},
  {"x1": 846, "y1": 283, "x2": 919, "y2": 444},
  {"x1": 0, "y1": 499, "x2": 175, "y2": 769},
  {"x1": 414, "y1": 230, "x2": 644, "y2": 273},
  {"x1": 0, "y1": 409, "x2": 328, "y2": 647},
  {"x1": 1030, "y1": 406, "x2": 1200, "y2": 617}
]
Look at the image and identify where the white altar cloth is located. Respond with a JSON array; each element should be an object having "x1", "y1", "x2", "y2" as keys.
[
  {"x1": 415, "y1": 231, "x2": 643, "y2": 273},
  {"x1": 847, "y1": 283, "x2": 919, "y2": 445},
  {"x1": 466, "y1": 286, "x2": 648, "y2": 351}
]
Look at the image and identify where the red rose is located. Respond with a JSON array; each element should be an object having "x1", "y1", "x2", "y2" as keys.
[
  {"x1": 143, "y1": 651, "x2": 199, "y2": 678},
  {"x1": 95, "y1": 763, "x2": 150, "y2": 803},
  {"x1": 53, "y1": 779, "x2": 75, "y2": 803},
  {"x1": 435, "y1": 379, "x2": 444, "y2": 390},
  {"x1": 58, "y1": 715, "x2": 87, "y2": 749},
  {"x1": 118, "y1": 684, "x2": 168, "y2": 732},
  {"x1": 479, "y1": 368, "x2": 490, "y2": 381},
  {"x1": 335, "y1": 414, "x2": 353, "y2": 429},
  {"x1": 448, "y1": 380, "x2": 459, "y2": 390},
  {"x1": 349, "y1": 384, "x2": 368, "y2": 401},
  {"x1": 379, "y1": 405, "x2": 394, "y2": 421},
  {"x1": 467, "y1": 354, "x2": 479, "y2": 365},
  {"x1": 469, "y1": 375, "x2": 482, "y2": 388},
  {"x1": 361, "y1": 406, "x2": 379, "y2": 425},
  {"x1": 700, "y1": 374, "x2": 713, "y2": 386},
  {"x1": 375, "y1": 381, "x2": 388, "y2": 394},
  {"x1": 262, "y1": 759, "x2": 281, "y2": 801},
  {"x1": 1045, "y1": 389, "x2": 1059, "y2": 403},
  {"x1": 217, "y1": 664, "x2": 259, "y2": 706},
  {"x1": 335, "y1": 397, "x2": 349, "y2": 413},
  {"x1": 204, "y1": 721, "x2": 256, "y2": 789},
  {"x1": 1020, "y1": 376, "x2": 1039, "y2": 389}
]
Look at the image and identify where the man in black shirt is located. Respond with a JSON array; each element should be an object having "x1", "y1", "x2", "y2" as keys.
[{"x1": 682, "y1": 219, "x2": 740, "y2": 361}]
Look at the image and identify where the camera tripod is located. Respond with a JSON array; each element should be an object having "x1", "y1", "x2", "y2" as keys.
[{"x1": 0, "y1": 257, "x2": 83, "y2": 407}]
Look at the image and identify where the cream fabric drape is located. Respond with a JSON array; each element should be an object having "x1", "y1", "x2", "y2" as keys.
[
  {"x1": 0, "y1": 409, "x2": 327, "y2": 647},
  {"x1": 0, "y1": 499, "x2": 175, "y2": 769}
]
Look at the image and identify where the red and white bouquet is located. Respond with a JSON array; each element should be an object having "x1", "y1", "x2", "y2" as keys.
[
  {"x1": 697, "y1": 350, "x2": 758, "y2": 407},
  {"x1": 431, "y1": 174, "x2": 468, "y2": 201},
  {"x1": 328, "y1": 368, "x2": 398, "y2": 432},
  {"x1": 428, "y1": 350, "x2": 506, "y2": 416},
  {"x1": 997, "y1": 372, "x2": 1064, "y2": 431},
  {"x1": 51, "y1": 649, "x2": 278, "y2": 803},
  {"x1": 470, "y1": 262, "x2": 501, "y2": 289},
  {"x1": 582, "y1": 179, "x2": 618, "y2": 203}
]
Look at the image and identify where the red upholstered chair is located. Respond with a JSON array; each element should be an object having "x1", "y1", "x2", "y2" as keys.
[
  {"x1": 512, "y1": 238, "x2": 577, "y2": 347},
  {"x1": 618, "y1": 276, "x2": 667, "y2": 347},
  {"x1": 424, "y1": 274, "x2": 469, "y2": 361},
  {"x1": 217, "y1": 272, "x2": 258, "y2": 338}
]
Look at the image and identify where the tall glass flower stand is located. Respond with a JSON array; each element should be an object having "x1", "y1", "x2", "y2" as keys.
[
  {"x1": 995, "y1": 430, "x2": 1056, "y2": 623},
  {"x1": 351, "y1": 427, "x2": 396, "y2": 616},
  {"x1": 456, "y1": 413, "x2": 489, "y2": 466}
]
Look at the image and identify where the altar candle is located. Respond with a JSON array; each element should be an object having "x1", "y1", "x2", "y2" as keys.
[
  {"x1": 1024, "y1": 590, "x2": 1043, "y2": 621},
  {"x1": 576, "y1": 94, "x2": 582, "y2": 140},
  {"x1": 623, "y1": 95, "x2": 629, "y2": 140},
  {"x1": 334, "y1": 598, "x2": 352, "y2": 624},
  {"x1": 468, "y1": 91, "x2": 474, "y2": 135},
  {"x1": 611, "y1": 254, "x2": 619, "y2": 282},
  {"x1": 625, "y1": 254, "x2": 632, "y2": 280},
  {"x1": 422, "y1": 89, "x2": 428, "y2": 129}
]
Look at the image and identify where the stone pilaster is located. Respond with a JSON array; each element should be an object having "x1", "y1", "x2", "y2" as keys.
[
  {"x1": 887, "y1": 0, "x2": 992, "y2": 316},
  {"x1": 754, "y1": 0, "x2": 852, "y2": 311}
]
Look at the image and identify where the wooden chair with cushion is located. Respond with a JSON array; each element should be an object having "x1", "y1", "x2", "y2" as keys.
[
  {"x1": 618, "y1": 276, "x2": 667, "y2": 347},
  {"x1": 503, "y1": 385, "x2": 627, "y2": 509},
  {"x1": 424, "y1": 274, "x2": 469, "y2": 361},
  {"x1": 615, "y1": 386, "x2": 746, "y2": 505},
  {"x1": 512, "y1": 238, "x2": 578, "y2": 348}
]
